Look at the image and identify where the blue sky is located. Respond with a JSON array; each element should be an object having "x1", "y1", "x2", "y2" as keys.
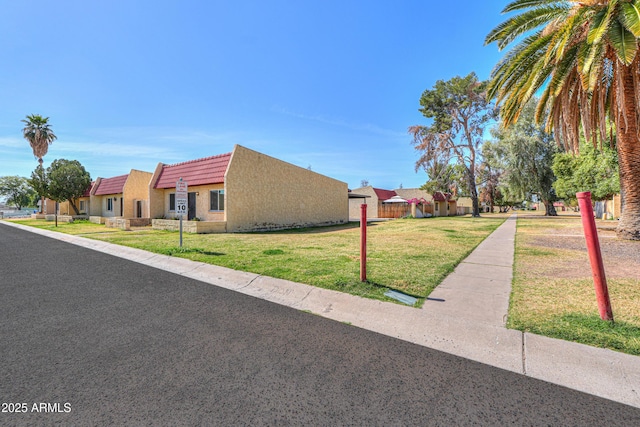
[{"x1": 0, "y1": 1, "x2": 507, "y2": 190}]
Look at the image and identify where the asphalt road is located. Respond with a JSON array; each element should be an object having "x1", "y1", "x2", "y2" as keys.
[{"x1": 1, "y1": 223, "x2": 639, "y2": 426}]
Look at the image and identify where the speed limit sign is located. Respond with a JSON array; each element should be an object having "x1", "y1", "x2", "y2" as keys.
[
  {"x1": 175, "y1": 199, "x2": 187, "y2": 215},
  {"x1": 176, "y1": 178, "x2": 188, "y2": 215}
]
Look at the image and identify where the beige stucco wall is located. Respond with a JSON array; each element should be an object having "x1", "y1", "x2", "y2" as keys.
[
  {"x1": 89, "y1": 170, "x2": 152, "y2": 219},
  {"x1": 122, "y1": 169, "x2": 152, "y2": 218},
  {"x1": 158, "y1": 183, "x2": 225, "y2": 221},
  {"x1": 225, "y1": 145, "x2": 348, "y2": 232},
  {"x1": 95, "y1": 193, "x2": 124, "y2": 217},
  {"x1": 58, "y1": 197, "x2": 90, "y2": 215},
  {"x1": 148, "y1": 163, "x2": 165, "y2": 219},
  {"x1": 348, "y1": 186, "x2": 378, "y2": 218},
  {"x1": 433, "y1": 200, "x2": 457, "y2": 217}
]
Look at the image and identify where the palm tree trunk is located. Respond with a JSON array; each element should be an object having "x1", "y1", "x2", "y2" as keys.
[
  {"x1": 615, "y1": 68, "x2": 640, "y2": 240},
  {"x1": 38, "y1": 158, "x2": 44, "y2": 214}
]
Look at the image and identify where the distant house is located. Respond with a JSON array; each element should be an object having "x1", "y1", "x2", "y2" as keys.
[
  {"x1": 394, "y1": 188, "x2": 432, "y2": 217},
  {"x1": 89, "y1": 169, "x2": 153, "y2": 227},
  {"x1": 348, "y1": 186, "x2": 397, "y2": 218},
  {"x1": 150, "y1": 144, "x2": 348, "y2": 233},
  {"x1": 432, "y1": 192, "x2": 456, "y2": 217},
  {"x1": 455, "y1": 197, "x2": 490, "y2": 215},
  {"x1": 594, "y1": 194, "x2": 622, "y2": 219},
  {"x1": 58, "y1": 182, "x2": 93, "y2": 217},
  {"x1": 349, "y1": 186, "x2": 432, "y2": 219}
]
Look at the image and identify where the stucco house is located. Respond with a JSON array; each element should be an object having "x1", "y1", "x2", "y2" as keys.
[
  {"x1": 150, "y1": 144, "x2": 348, "y2": 233},
  {"x1": 394, "y1": 188, "x2": 432, "y2": 217},
  {"x1": 432, "y1": 192, "x2": 457, "y2": 217},
  {"x1": 57, "y1": 182, "x2": 93, "y2": 218},
  {"x1": 349, "y1": 186, "x2": 433, "y2": 219},
  {"x1": 89, "y1": 169, "x2": 153, "y2": 227},
  {"x1": 456, "y1": 197, "x2": 491, "y2": 214},
  {"x1": 348, "y1": 186, "x2": 397, "y2": 218}
]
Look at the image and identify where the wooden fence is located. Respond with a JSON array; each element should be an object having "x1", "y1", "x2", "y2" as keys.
[{"x1": 378, "y1": 203, "x2": 432, "y2": 219}]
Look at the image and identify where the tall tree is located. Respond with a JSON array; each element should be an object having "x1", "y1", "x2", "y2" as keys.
[
  {"x1": 28, "y1": 164, "x2": 49, "y2": 210},
  {"x1": 46, "y1": 159, "x2": 91, "y2": 215},
  {"x1": 409, "y1": 73, "x2": 496, "y2": 217},
  {"x1": 478, "y1": 141, "x2": 504, "y2": 213},
  {"x1": 417, "y1": 154, "x2": 458, "y2": 195},
  {"x1": 0, "y1": 176, "x2": 34, "y2": 210},
  {"x1": 22, "y1": 114, "x2": 57, "y2": 165},
  {"x1": 553, "y1": 142, "x2": 620, "y2": 203},
  {"x1": 486, "y1": 0, "x2": 640, "y2": 239},
  {"x1": 492, "y1": 99, "x2": 560, "y2": 216},
  {"x1": 22, "y1": 114, "x2": 56, "y2": 213}
]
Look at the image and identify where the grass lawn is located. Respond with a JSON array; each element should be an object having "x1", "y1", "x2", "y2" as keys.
[
  {"x1": 10, "y1": 215, "x2": 507, "y2": 306},
  {"x1": 512, "y1": 212, "x2": 640, "y2": 355}
]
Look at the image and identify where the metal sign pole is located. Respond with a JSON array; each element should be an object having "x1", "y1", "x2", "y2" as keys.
[{"x1": 360, "y1": 203, "x2": 367, "y2": 282}]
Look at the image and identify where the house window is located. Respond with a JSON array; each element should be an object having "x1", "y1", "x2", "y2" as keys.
[
  {"x1": 79, "y1": 200, "x2": 86, "y2": 212},
  {"x1": 210, "y1": 190, "x2": 224, "y2": 211},
  {"x1": 435, "y1": 202, "x2": 439, "y2": 211},
  {"x1": 107, "y1": 198, "x2": 113, "y2": 212},
  {"x1": 169, "y1": 193, "x2": 175, "y2": 211}
]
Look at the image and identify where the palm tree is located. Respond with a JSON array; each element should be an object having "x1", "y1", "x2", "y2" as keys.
[
  {"x1": 485, "y1": 0, "x2": 640, "y2": 240},
  {"x1": 22, "y1": 114, "x2": 57, "y2": 165},
  {"x1": 22, "y1": 114, "x2": 56, "y2": 213}
]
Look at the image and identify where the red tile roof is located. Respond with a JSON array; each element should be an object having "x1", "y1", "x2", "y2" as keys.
[
  {"x1": 433, "y1": 191, "x2": 452, "y2": 202},
  {"x1": 94, "y1": 174, "x2": 129, "y2": 196},
  {"x1": 373, "y1": 188, "x2": 397, "y2": 201},
  {"x1": 154, "y1": 152, "x2": 232, "y2": 189},
  {"x1": 82, "y1": 181, "x2": 95, "y2": 197}
]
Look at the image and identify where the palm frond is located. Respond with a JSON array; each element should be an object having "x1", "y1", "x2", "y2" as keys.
[
  {"x1": 620, "y1": 1, "x2": 640, "y2": 37},
  {"x1": 488, "y1": 32, "x2": 552, "y2": 100},
  {"x1": 587, "y1": 4, "x2": 614, "y2": 45},
  {"x1": 608, "y1": 18, "x2": 638, "y2": 64},
  {"x1": 485, "y1": 5, "x2": 571, "y2": 50},
  {"x1": 501, "y1": 0, "x2": 566, "y2": 14}
]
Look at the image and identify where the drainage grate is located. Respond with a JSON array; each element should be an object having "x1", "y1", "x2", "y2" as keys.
[{"x1": 384, "y1": 290, "x2": 418, "y2": 306}]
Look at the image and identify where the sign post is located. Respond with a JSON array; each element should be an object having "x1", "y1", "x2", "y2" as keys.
[
  {"x1": 360, "y1": 204, "x2": 367, "y2": 282},
  {"x1": 176, "y1": 178, "x2": 188, "y2": 247},
  {"x1": 577, "y1": 191, "x2": 613, "y2": 321}
]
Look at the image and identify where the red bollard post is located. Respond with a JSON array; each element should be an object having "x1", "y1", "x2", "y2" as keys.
[
  {"x1": 576, "y1": 192, "x2": 614, "y2": 321},
  {"x1": 360, "y1": 204, "x2": 367, "y2": 282}
]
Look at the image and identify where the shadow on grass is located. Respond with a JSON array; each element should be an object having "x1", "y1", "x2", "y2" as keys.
[
  {"x1": 243, "y1": 221, "x2": 384, "y2": 235},
  {"x1": 161, "y1": 247, "x2": 225, "y2": 257}
]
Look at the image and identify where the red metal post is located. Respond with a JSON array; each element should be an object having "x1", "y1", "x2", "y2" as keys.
[
  {"x1": 360, "y1": 204, "x2": 367, "y2": 282},
  {"x1": 576, "y1": 192, "x2": 614, "y2": 321}
]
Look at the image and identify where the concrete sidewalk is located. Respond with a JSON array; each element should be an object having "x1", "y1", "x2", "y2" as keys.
[{"x1": 2, "y1": 217, "x2": 639, "y2": 408}]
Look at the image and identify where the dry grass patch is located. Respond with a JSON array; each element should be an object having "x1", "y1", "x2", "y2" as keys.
[{"x1": 512, "y1": 213, "x2": 640, "y2": 355}]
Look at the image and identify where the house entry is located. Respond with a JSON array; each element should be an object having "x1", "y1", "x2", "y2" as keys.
[{"x1": 188, "y1": 193, "x2": 196, "y2": 220}]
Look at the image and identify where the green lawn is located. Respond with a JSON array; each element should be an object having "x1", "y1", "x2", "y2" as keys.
[{"x1": 10, "y1": 216, "x2": 507, "y2": 306}]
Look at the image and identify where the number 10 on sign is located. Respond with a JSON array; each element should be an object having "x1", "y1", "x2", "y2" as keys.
[{"x1": 175, "y1": 199, "x2": 187, "y2": 215}]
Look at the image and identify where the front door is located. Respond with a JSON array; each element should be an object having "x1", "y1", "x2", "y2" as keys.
[{"x1": 188, "y1": 192, "x2": 196, "y2": 220}]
